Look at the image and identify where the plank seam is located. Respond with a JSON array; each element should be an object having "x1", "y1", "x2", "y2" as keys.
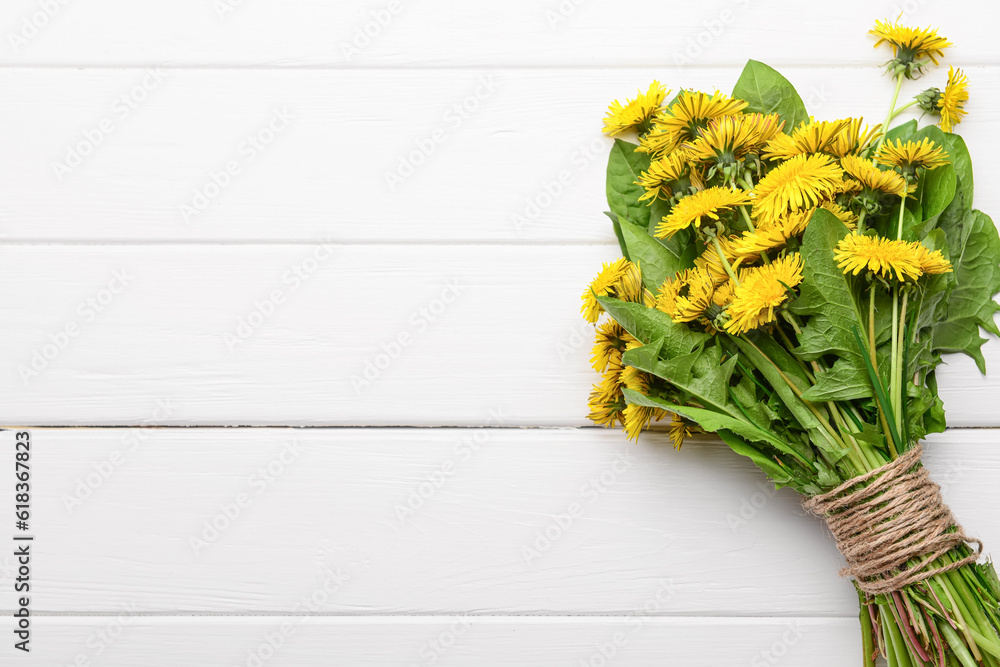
[
  {"x1": 2, "y1": 425, "x2": 998, "y2": 431},
  {"x1": 16, "y1": 611, "x2": 860, "y2": 620},
  {"x1": 0, "y1": 63, "x2": 998, "y2": 71}
]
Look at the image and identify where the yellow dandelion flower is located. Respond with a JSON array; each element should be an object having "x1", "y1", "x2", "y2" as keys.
[
  {"x1": 622, "y1": 403, "x2": 663, "y2": 440},
  {"x1": 762, "y1": 118, "x2": 851, "y2": 161},
  {"x1": 637, "y1": 125, "x2": 678, "y2": 158},
  {"x1": 620, "y1": 366, "x2": 667, "y2": 441},
  {"x1": 751, "y1": 154, "x2": 845, "y2": 224},
  {"x1": 667, "y1": 413, "x2": 699, "y2": 450},
  {"x1": 590, "y1": 320, "x2": 628, "y2": 372},
  {"x1": 655, "y1": 186, "x2": 751, "y2": 238},
  {"x1": 939, "y1": 66, "x2": 969, "y2": 132},
  {"x1": 870, "y1": 20, "x2": 952, "y2": 77},
  {"x1": 913, "y1": 244, "x2": 953, "y2": 275},
  {"x1": 587, "y1": 365, "x2": 625, "y2": 427},
  {"x1": 581, "y1": 258, "x2": 650, "y2": 323},
  {"x1": 839, "y1": 154, "x2": 913, "y2": 197},
  {"x1": 731, "y1": 208, "x2": 814, "y2": 259},
  {"x1": 621, "y1": 364, "x2": 649, "y2": 393},
  {"x1": 694, "y1": 235, "x2": 741, "y2": 285},
  {"x1": 833, "y1": 234, "x2": 943, "y2": 281},
  {"x1": 733, "y1": 208, "x2": 822, "y2": 260},
  {"x1": 684, "y1": 113, "x2": 785, "y2": 165},
  {"x1": 732, "y1": 228, "x2": 785, "y2": 258},
  {"x1": 655, "y1": 267, "x2": 717, "y2": 323},
  {"x1": 639, "y1": 90, "x2": 748, "y2": 156},
  {"x1": 820, "y1": 201, "x2": 858, "y2": 229},
  {"x1": 588, "y1": 377, "x2": 625, "y2": 427},
  {"x1": 582, "y1": 258, "x2": 627, "y2": 323},
  {"x1": 828, "y1": 119, "x2": 882, "y2": 158},
  {"x1": 637, "y1": 153, "x2": 689, "y2": 202},
  {"x1": 589, "y1": 358, "x2": 625, "y2": 418},
  {"x1": 712, "y1": 280, "x2": 736, "y2": 308},
  {"x1": 603, "y1": 81, "x2": 670, "y2": 136},
  {"x1": 724, "y1": 254, "x2": 804, "y2": 335},
  {"x1": 832, "y1": 178, "x2": 864, "y2": 195},
  {"x1": 655, "y1": 273, "x2": 682, "y2": 316},
  {"x1": 876, "y1": 137, "x2": 950, "y2": 172},
  {"x1": 756, "y1": 209, "x2": 812, "y2": 241}
]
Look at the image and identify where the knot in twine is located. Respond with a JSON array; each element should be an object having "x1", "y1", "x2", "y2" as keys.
[{"x1": 803, "y1": 444, "x2": 982, "y2": 596}]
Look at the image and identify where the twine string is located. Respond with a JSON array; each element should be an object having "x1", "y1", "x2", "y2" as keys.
[{"x1": 803, "y1": 444, "x2": 983, "y2": 596}]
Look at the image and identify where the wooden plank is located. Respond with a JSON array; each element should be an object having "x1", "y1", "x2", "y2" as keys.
[
  {"x1": 3, "y1": 616, "x2": 860, "y2": 666},
  {"x1": 0, "y1": 427, "x2": 994, "y2": 614},
  {"x1": 0, "y1": 244, "x2": 996, "y2": 426},
  {"x1": 1, "y1": 0, "x2": 997, "y2": 68},
  {"x1": 1, "y1": 66, "x2": 998, "y2": 243}
]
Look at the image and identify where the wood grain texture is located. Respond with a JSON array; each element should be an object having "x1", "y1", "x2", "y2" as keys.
[
  {"x1": 1, "y1": 616, "x2": 860, "y2": 666},
  {"x1": 4, "y1": 1, "x2": 1000, "y2": 660},
  {"x1": 1, "y1": 428, "x2": 994, "y2": 615},
  {"x1": 1, "y1": 66, "x2": 997, "y2": 243},
  {"x1": 1, "y1": 0, "x2": 997, "y2": 68},
  {"x1": 0, "y1": 244, "x2": 996, "y2": 426}
]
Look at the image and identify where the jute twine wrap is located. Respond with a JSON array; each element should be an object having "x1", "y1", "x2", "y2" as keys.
[{"x1": 803, "y1": 444, "x2": 983, "y2": 596}]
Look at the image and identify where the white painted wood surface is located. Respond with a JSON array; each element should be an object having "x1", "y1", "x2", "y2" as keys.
[
  {"x1": 2, "y1": 0, "x2": 998, "y2": 67},
  {"x1": 1, "y1": 1, "x2": 999, "y2": 664},
  {"x1": 1, "y1": 67, "x2": 998, "y2": 243},
  {"x1": 0, "y1": 428, "x2": 993, "y2": 615},
  {"x1": 0, "y1": 245, "x2": 997, "y2": 427},
  {"x1": 20, "y1": 617, "x2": 863, "y2": 666}
]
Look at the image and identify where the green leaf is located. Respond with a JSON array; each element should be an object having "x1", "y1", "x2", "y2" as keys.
[
  {"x1": 884, "y1": 119, "x2": 918, "y2": 144},
  {"x1": 790, "y1": 209, "x2": 873, "y2": 401},
  {"x1": 604, "y1": 212, "x2": 630, "y2": 261},
  {"x1": 944, "y1": 211, "x2": 1000, "y2": 333},
  {"x1": 732, "y1": 336, "x2": 822, "y2": 432},
  {"x1": 730, "y1": 372, "x2": 777, "y2": 431},
  {"x1": 926, "y1": 127, "x2": 973, "y2": 206},
  {"x1": 730, "y1": 337, "x2": 836, "y2": 464},
  {"x1": 732, "y1": 60, "x2": 808, "y2": 132},
  {"x1": 606, "y1": 139, "x2": 651, "y2": 229},
  {"x1": 623, "y1": 388, "x2": 811, "y2": 467},
  {"x1": 717, "y1": 431, "x2": 795, "y2": 488},
  {"x1": 597, "y1": 296, "x2": 708, "y2": 354},
  {"x1": 852, "y1": 422, "x2": 888, "y2": 459},
  {"x1": 623, "y1": 344, "x2": 735, "y2": 415},
  {"x1": 932, "y1": 211, "x2": 1000, "y2": 371},
  {"x1": 619, "y1": 218, "x2": 690, "y2": 291},
  {"x1": 648, "y1": 197, "x2": 671, "y2": 237},
  {"x1": 917, "y1": 163, "x2": 956, "y2": 226}
]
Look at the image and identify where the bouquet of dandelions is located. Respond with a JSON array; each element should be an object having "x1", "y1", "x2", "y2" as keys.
[{"x1": 584, "y1": 19, "x2": 1000, "y2": 667}]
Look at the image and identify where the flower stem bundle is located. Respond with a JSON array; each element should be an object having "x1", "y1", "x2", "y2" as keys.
[{"x1": 587, "y1": 19, "x2": 999, "y2": 667}]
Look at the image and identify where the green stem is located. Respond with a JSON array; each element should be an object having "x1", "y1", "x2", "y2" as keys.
[
  {"x1": 739, "y1": 335, "x2": 853, "y2": 463},
  {"x1": 775, "y1": 324, "x2": 815, "y2": 382},
  {"x1": 739, "y1": 204, "x2": 755, "y2": 231},
  {"x1": 935, "y1": 575, "x2": 984, "y2": 663},
  {"x1": 894, "y1": 290, "x2": 909, "y2": 441},
  {"x1": 877, "y1": 75, "x2": 905, "y2": 153},
  {"x1": 896, "y1": 194, "x2": 907, "y2": 241},
  {"x1": 945, "y1": 567, "x2": 1000, "y2": 657},
  {"x1": 885, "y1": 600, "x2": 915, "y2": 667},
  {"x1": 859, "y1": 590, "x2": 877, "y2": 667},
  {"x1": 857, "y1": 209, "x2": 868, "y2": 234},
  {"x1": 890, "y1": 284, "x2": 900, "y2": 448},
  {"x1": 939, "y1": 620, "x2": 979, "y2": 667},
  {"x1": 828, "y1": 404, "x2": 873, "y2": 472},
  {"x1": 711, "y1": 235, "x2": 740, "y2": 286},
  {"x1": 887, "y1": 99, "x2": 919, "y2": 123},
  {"x1": 869, "y1": 287, "x2": 897, "y2": 458}
]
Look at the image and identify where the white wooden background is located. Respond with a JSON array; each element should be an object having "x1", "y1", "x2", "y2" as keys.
[{"x1": 0, "y1": 1, "x2": 998, "y2": 665}]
